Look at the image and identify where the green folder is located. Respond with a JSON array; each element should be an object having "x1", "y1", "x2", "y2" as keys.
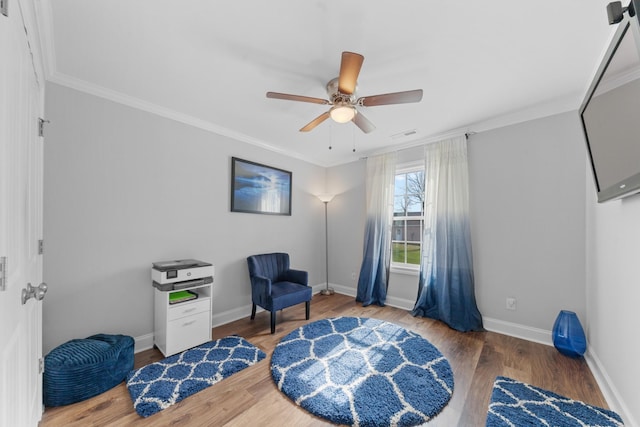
[{"x1": 169, "y1": 290, "x2": 197, "y2": 304}]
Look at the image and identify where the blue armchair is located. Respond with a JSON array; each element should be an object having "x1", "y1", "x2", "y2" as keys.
[{"x1": 247, "y1": 253, "x2": 312, "y2": 333}]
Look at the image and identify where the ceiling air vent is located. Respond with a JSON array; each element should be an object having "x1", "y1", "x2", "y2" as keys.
[{"x1": 391, "y1": 129, "x2": 418, "y2": 140}]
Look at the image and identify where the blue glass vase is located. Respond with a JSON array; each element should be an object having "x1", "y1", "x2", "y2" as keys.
[{"x1": 552, "y1": 310, "x2": 586, "y2": 357}]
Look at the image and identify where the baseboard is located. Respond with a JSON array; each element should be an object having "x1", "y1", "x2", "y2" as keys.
[
  {"x1": 132, "y1": 288, "x2": 635, "y2": 425},
  {"x1": 482, "y1": 317, "x2": 553, "y2": 346},
  {"x1": 133, "y1": 291, "x2": 560, "y2": 351},
  {"x1": 328, "y1": 284, "x2": 416, "y2": 311},
  {"x1": 210, "y1": 283, "x2": 328, "y2": 328},
  {"x1": 320, "y1": 294, "x2": 554, "y2": 347},
  {"x1": 327, "y1": 285, "x2": 560, "y2": 344},
  {"x1": 134, "y1": 333, "x2": 154, "y2": 353},
  {"x1": 385, "y1": 295, "x2": 415, "y2": 311},
  {"x1": 585, "y1": 348, "x2": 638, "y2": 427},
  {"x1": 210, "y1": 303, "x2": 255, "y2": 328},
  {"x1": 483, "y1": 318, "x2": 636, "y2": 425},
  {"x1": 330, "y1": 283, "x2": 356, "y2": 298}
]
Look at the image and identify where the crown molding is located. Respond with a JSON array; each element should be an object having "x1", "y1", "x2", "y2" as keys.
[
  {"x1": 48, "y1": 71, "x2": 326, "y2": 166},
  {"x1": 33, "y1": 0, "x2": 55, "y2": 79},
  {"x1": 15, "y1": 0, "x2": 46, "y2": 89},
  {"x1": 340, "y1": 92, "x2": 582, "y2": 164},
  {"x1": 37, "y1": 0, "x2": 583, "y2": 171},
  {"x1": 46, "y1": 70, "x2": 583, "y2": 170},
  {"x1": 468, "y1": 93, "x2": 581, "y2": 135}
]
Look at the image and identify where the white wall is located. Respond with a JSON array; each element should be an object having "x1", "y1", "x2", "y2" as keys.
[
  {"x1": 586, "y1": 175, "x2": 640, "y2": 425},
  {"x1": 43, "y1": 83, "x2": 327, "y2": 353}
]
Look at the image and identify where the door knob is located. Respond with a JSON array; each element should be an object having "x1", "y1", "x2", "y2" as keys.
[
  {"x1": 35, "y1": 282, "x2": 48, "y2": 300},
  {"x1": 21, "y1": 282, "x2": 48, "y2": 305}
]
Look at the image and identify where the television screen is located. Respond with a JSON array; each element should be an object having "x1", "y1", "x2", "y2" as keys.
[{"x1": 580, "y1": 1, "x2": 640, "y2": 202}]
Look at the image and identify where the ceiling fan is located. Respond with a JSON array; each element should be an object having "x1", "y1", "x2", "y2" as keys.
[{"x1": 266, "y1": 51, "x2": 423, "y2": 134}]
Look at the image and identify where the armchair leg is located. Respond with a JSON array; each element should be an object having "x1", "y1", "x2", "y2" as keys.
[
  {"x1": 251, "y1": 304, "x2": 256, "y2": 320},
  {"x1": 270, "y1": 311, "x2": 276, "y2": 334},
  {"x1": 305, "y1": 301, "x2": 310, "y2": 320}
]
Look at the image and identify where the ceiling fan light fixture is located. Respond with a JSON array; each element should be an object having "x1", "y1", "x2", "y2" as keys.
[
  {"x1": 266, "y1": 52, "x2": 422, "y2": 133},
  {"x1": 329, "y1": 105, "x2": 356, "y2": 123}
]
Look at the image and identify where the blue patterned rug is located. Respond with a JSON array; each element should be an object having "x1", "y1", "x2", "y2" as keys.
[
  {"x1": 126, "y1": 336, "x2": 265, "y2": 417},
  {"x1": 271, "y1": 317, "x2": 454, "y2": 426},
  {"x1": 487, "y1": 376, "x2": 624, "y2": 426}
]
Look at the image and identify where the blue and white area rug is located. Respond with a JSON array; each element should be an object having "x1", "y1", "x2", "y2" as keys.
[
  {"x1": 486, "y1": 376, "x2": 624, "y2": 426},
  {"x1": 271, "y1": 317, "x2": 454, "y2": 427},
  {"x1": 126, "y1": 336, "x2": 265, "y2": 417}
]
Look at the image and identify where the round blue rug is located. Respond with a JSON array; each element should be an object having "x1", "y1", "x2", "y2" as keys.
[{"x1": 270, "y1": 317, "x2": 454, "y2": 426}]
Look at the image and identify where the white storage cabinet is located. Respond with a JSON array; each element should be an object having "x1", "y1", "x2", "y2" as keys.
[{"x1": 154, "y1": 282, "x2": 212, "y2": 356}]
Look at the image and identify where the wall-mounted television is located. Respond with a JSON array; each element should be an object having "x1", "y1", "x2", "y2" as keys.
[{"x1": 580, "y1": 0, "x2": 640, "y2": 202}]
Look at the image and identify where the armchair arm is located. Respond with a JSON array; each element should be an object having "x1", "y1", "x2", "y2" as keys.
[
  {"x1": 284, "y1": 268, "x2": 308, "y2": 286},
  {"x1": 251, "y1": 275, "x2": 272, "y2": 306}
]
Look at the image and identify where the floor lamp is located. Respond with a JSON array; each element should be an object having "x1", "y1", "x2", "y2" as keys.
[{"x1": 318, "y1": 194, "x2": 335, "y2": 295}]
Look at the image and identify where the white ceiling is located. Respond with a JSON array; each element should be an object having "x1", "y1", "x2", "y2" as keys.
[{"x1": 37, "y1": 0, "x2": 616, "y2": 166}]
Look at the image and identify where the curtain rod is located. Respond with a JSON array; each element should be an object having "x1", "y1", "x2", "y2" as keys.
[
  {"x1": 364, "y1": 128, "x2": 475, "y2": 159},
  {"x1": 358, "y1": 129, "x2": 479, "y2": 161}
]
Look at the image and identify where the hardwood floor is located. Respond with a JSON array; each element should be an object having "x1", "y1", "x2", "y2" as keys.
[{"x1": 40, "y1": 293, "x2": 608, "y2": 426}]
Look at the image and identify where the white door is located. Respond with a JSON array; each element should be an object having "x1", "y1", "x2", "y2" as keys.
[{"x1": 0, "y1": 0, "x2": 45, "y2": 425}]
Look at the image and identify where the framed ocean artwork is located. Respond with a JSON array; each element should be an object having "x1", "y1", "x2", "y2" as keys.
[{"x1": 230, "y1": 157, "x2": 292, "y2": 215}]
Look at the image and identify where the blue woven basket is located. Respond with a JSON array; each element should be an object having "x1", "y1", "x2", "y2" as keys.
[{"x1": 44, "y1": 334, "x2": 134, "y2": 407}]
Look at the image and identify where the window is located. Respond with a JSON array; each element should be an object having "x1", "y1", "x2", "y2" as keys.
[{"x1": 392, "y1": 166, "x2": 424, "y2": 270}]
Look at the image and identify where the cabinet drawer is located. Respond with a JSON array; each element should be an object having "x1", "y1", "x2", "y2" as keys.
[
  {"x1": 166, "y1": 311, "x2": 211, "y2": 355},
  {"x1": 167, "y1": 298, "x2": 210, "y2": 321}
]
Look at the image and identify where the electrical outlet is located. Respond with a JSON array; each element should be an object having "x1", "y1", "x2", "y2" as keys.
[
  {"x1": 351, "y1": 272, "x2": 356, "y2": 280},
  {"x1": 506, "y1": 297, "x2": 517, "y2": 311}
]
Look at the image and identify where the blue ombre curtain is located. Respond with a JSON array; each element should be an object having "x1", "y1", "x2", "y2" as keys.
[
  {"x1": 412, "y1": 136, "x2": 483, "y2": 331},
  {"x1": 356, "y1": 152, "x2": 396, "y2": 306}
]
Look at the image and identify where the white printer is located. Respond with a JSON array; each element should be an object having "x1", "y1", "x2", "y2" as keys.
[{"x1": 151, "y1": 259, "x2": 214, "y2": 291}]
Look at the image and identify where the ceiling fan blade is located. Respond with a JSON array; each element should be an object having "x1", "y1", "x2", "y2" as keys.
[
  {"x1": 266, "y1": 92, "x2": 330, "y2": 105},
  {"x1": 338, "y1": 52, "x2": 364, "y2": 95},
  {"x1": 300, "y1": 111, "x2": 331, "y2": 132},
  {"x1": 358, "y1": 89, "x2": 423, "y2": 107},
  {"x1": 352, "y1": 110, "x2": 376, "y2": 134}
]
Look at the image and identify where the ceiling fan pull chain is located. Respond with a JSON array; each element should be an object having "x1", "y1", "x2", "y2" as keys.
[
  {"x1": 352, "y1": 126, "x2": 356, "y2": 153},
  {"x1": 329, "y1": 124, "x2": 333, "y2": 150}
]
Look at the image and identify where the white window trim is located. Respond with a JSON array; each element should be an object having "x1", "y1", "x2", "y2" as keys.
[
  {"x1": 390, "y1": 263, "x2": 420, "y2": 275},
  {"x1": 395, "y1": 160, "x2": 423, "y2": 174},
  {"x1": 391, "y1": 162, "x2": 424, "y2": 273}
]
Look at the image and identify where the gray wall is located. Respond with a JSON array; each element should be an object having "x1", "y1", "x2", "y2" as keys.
[
  {"x1": 43, "y1": 83, "x2": 326, "y2": 353},
  {"x1": 43, "y1": 82, "x2": 637, "y2": 423},
  {"x1": 586, "y1": 172, "x2": 640, "y2": 425},
  {"x1": 325, "y1": 160, "x2": 366, "y2": 292},
  {"x1": 325, "y1": 158, "x2": 421, "y2": 306},
  {"x1": 327, "y1": 112, "x2": 587, "y2": 329},
  {"x1": 468, "y1": 112, "x2": 587, "y2": 331}
]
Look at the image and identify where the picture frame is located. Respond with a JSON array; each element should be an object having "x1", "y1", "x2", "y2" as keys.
[{"x1": 230, "y1": 157, "x2": 292, "y2": 215}]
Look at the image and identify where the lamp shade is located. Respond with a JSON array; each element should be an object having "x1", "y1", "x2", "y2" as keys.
[
  {"x1": 329, "y1": 105, "x2": 355, "y2": 123},
  {"x1": 317, "y1": 194, "x2": 335, "y2": 203}
]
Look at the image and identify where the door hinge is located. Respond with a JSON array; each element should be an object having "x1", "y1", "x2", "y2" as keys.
[
  {"x1": 1, "y1": 0, "x2": 8, "y2": 17},
  {"x1": 38, "y1": 118, "x2": 49, "y2": 137},
  {"x1": 0, "y1": 257, "x2": 6, "y2": 291},
  {"x1": 38, "y1": 239, "x2": 44, "y2": 255},
  {"x1": 39, "y1": 358, "x2": 44, "y2": 374}
]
